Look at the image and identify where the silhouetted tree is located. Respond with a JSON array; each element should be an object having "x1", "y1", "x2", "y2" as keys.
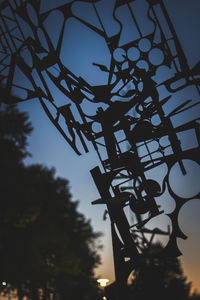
[
  {"x1": 0, "y1": 103, "x2": 102, "y2": 300},
  {"x1": 0, "y1": 102, "x2": 32, "y2": 164},
  {"x1": 129, "y1": 242, "x2": 192, "y2": 300},
  {"x1": 190, "y1": 292, "x2": 200, "y2": 300}
]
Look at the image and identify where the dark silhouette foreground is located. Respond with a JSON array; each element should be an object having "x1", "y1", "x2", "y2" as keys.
[{"x1": 0, "y1": 102, "x2": 102, "y2": 300}]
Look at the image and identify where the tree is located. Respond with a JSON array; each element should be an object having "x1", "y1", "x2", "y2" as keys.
[
  {"x1": 129, "y1": 242, "x2": 192, "y2": 300},
  {"x1": 0, "y1": 102, "x2": 32, "y2": 165},
  {"x1": 190, "y1": 292, "x2": 200, "y2": 300},
  {"x1": 0, "y1": 102, "x2": 102, "y2": 300}
]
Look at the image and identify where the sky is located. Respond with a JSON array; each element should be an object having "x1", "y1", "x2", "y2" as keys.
[{"x1": 1, "y1": 0, "x2": 200, "y2": 293}]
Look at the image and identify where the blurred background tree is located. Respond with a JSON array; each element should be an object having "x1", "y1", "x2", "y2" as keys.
[
  {"x1": 129, "y1": 242, "x2": 199, "y2": 300},
  {"x1": 0, "y1": 99, "x2": 102, "y2": 300}
]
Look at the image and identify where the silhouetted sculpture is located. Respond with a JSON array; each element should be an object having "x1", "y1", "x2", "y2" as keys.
[{"x1": 0, "y1": 0, "x2": 200, "y2": 299}]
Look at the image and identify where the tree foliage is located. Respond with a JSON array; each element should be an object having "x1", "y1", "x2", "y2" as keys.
[
  {"x1": 0, "y1": 103, "x2": 32, "y2": 164},
  {"x1": 129, "y1": 242, "x2": 193, "y2": 300},
  {"x1": 0, "y1": 103, "x2": 101, "y2": 300}
]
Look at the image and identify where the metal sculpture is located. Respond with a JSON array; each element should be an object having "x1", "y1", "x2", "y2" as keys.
[{"x1": 0, "y1": 0, "x2": 200, "y2": 299}]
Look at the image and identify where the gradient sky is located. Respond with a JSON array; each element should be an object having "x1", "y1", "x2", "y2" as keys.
[{"x1": 7, "y1": 0, "x2": 200, "y2": 293}]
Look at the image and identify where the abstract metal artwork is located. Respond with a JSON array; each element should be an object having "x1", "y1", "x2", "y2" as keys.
[{"x1": 0, "y1": 0, "x2": 200, "y2": 299}]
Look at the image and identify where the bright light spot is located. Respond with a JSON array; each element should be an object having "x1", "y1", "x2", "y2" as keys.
[
  {"x1": 97, "y1": 278, "x2": 109, "y2": 287},
  {"x1": 2, "y1": 282, "x2": 6, "y2": 286},
  {"x1": 103, "y1": 297, "x2": 107, "y2": 300}
]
